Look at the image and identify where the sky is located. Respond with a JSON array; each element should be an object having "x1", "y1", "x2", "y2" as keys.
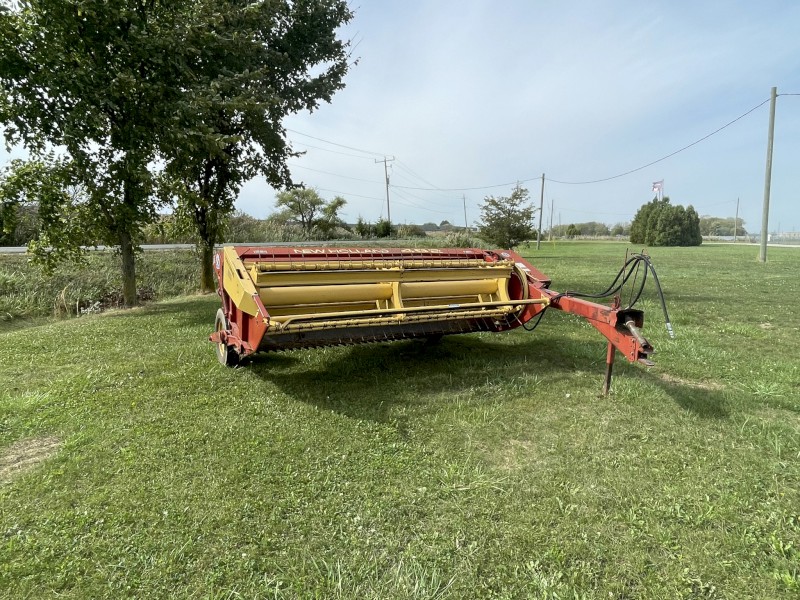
[
  {"x1": 240, "y1": 0, "x2": 800, "y2": 232},
  {"x1": 3, "y1": 1, "x2": 800, "y2": 233}
]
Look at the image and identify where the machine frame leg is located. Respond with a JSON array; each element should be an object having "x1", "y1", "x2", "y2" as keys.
[{"x1": 602, "y1": 341, "x2": 615, "y2": 396}]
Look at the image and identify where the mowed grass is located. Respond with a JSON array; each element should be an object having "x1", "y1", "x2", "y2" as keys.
[{"x1": 0, "y1": 242, "x2": 798, "y2": 599}]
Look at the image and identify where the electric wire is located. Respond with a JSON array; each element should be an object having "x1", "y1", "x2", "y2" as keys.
[
  {"x1": 391, "y1": 188, "x2": 453, "y2": 214},
  {"x1": 286, "y1": 128, "x2": 386, "y2": 157},
  {"x1": 546, "y1": 98, "x2": 771, "y2": 185},
  {"x1": 291, "y1": 141, "x2": 379, "y2": 160},
  {"x1": 315, "y1": 187, "x2": 384, "y2": 201},
  {"x1": 287, "y1": 162, "x2": 383, "y2": 184},
  {"x1": 319, "y1": 97, "x2": 772, "y2": 193}
]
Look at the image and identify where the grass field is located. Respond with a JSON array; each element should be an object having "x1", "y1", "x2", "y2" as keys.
[{"x1": 1, "y1": 242, "x2": 798, "y2": 598}]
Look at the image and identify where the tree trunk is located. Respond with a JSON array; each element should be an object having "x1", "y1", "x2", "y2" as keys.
[
  {"x1": 200, "y1": 241, "x2": 216, "y2": 293},
  {"x1": 119, "y1": 229, "x2": 137, "y2": 307}
]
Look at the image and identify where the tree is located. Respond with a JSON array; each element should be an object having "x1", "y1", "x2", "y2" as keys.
[
  {"x1": 354, "y1": 216, "x2": 372, "y2": 238},
  {"x1": 630, "y1": 197, "x2": 701, "y2": 247},
  {"x1": 0, "y1": 0, "x2": 186, "y2": 305},
  {"x1": 224, "y1": 211, "x2": 266, "y2": 243},
  {"x1": 161, "y1": 0, "x2": 353, "y2": 291},
  {"x1": 566, "y1": 224, "x2": 580, "y2": 237},
  {"x1": 611, "y1": 222, "x2": 629, "y2": 236},
  {"x1": 274, "y1": 188, "x2": 347, "y2": 238},
  {"x1": 478, "y1": 186, "x2": 535, "y2": 248},
  {"x1": 699, "y1": 215, "x2": 747, "y2": 237},
  {"x1": 580, "y1": 221, "x2": 610, "y2": 236},
  {"x1": 0, "y1": 157, "x2": 92, "y2": 266},
  {"x1": 374, "y1": 218, "x2": 395, "y2": 238},
  {"x1": 314, "y1": 196, "x2": 348, "y2": 238}
]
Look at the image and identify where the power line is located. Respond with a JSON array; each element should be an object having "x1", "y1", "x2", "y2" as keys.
[
  {"x1": 392, "y1": 176, "x2": 539, "y2": 192},
  {"x1": 287, "y1": 162, "x2": 383, "y2": 184},
  {"x1": 388, "y1": 180, "x2": 462, "y2": 204},
  {"x1": 291, "y1": 141, "x2": 377, "y2": 160},
  {"x1": 291, "y1": 95, "x2": 775, "y2": 193},
  {"x1": 546, "y1": 97, "x2": 771, "y2": 185},
  {"x1": 391, "y1": 188, "x2": 453, "y2": 214},
  {"x1": 393, "y1": 159, "x2": 458, "y2": 195},
  {"x1": 286, "y1": 128, "x2": 386, "y2": 157},
  {"x1": 315, "y1": 187, "x2": 385, "y2": 201}
]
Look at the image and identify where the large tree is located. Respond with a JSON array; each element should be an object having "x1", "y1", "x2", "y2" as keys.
[
  {"x1": 162, "y1": 0, "x2": 353, "y2": 291},
  {"x1": 274, "y1": 188, "x2": 347, "y2": 238},
  {"x1": 478, "y1": 186, "x2": 536, "y2": 248},
  {"x1": 0, "y1": 0, "x2": 185, "y2": 305}
]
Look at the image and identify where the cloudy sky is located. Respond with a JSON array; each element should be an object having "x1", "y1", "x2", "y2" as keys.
[
  {"x1": 2, "y1": 1, "x2": 799, "y2": 233},
  {"x1": 239, "y1": 0, "x2": 800, "y2": 233}
]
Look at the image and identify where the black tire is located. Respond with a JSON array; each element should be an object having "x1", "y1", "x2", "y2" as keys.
[{"x1": 214, "y1": 308, "x2": 240, "y2": 367}]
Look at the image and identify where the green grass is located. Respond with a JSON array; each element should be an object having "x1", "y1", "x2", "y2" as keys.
[{"x1": 1, "y1": 242, "x2": 799, "y2": 598}]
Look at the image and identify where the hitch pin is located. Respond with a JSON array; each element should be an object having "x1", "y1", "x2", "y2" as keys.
[{"x1": 624, "y1": 320, "x2": 653, "y2": 353}]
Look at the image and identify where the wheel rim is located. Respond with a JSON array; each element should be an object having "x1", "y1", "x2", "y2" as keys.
[{"x1": 216, "y1": 315, "x2": 226, "y2": 359}]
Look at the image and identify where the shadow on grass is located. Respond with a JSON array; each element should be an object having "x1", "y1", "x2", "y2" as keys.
[
  {"x1": 245, "y1": 330, "x2": 729, "y2": 422},
  {"x1": 247, "y1": 333, "x2": 577, "y2": 423},
  {"x1": 98, "y1": 295, "x2": 218, "y2": 328},
  {"x1": 100, "y1": 296, "x2": 731, "y2": 422},
  {"x1": 650, "y1": 376, "x2": 729, "y2": 418}
]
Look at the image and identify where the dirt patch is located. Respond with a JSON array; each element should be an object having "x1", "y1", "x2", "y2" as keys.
[
  {"x1": 488, "y1": 438, "x2": 554, "y2": 473},
  {"x1": 658, "y1": 373, "x2": 725, "y2": 391},
  {"x1": 76, "y1": 286, "x2": 155, "y2": 315},
  {"x1": 0, "y1": 436, "x2": 61, "y2": 484}
]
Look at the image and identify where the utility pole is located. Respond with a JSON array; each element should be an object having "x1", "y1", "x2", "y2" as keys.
[
  {"x1": 462, "y1": 194, "x2": 468, "y2": 232},
  {"x1": 536, "y1": 173, "x2": 545, "y2": 249},
  {"x1": 375, "y1": 156, "x2": 395, "y2": 225},
  {"x1": 759, "y1": 87, "x2": 777, "y2": 262},
  {"x1": 548, "y1": 199, "x2": 554, "y2": 241},
  {"x1": 734, "y1": 197, "x2": 740, "y2": 243}
]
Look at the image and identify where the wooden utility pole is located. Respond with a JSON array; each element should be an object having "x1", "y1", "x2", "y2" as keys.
[
  {"x1": 375, "y1": 156, "x2": 395, "y2": 225},
  {"x1": 734, "y1": 197, "x2": 740, "y2": 243},
  {"x1": 759, "y1": 87, "x2": 777, "y2": 262},
  {"x1": 536, "y1": 173, "x2": 545, "y2": 249},
  {"x1": 462, "y1": 195, "x2": 468, "y2": 232},
  {"x1": 548, "y1": 199, "x2": 554, "y2": 241}
]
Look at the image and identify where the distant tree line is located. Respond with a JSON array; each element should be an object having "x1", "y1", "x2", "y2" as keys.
[
  {"x1": 699, "y1": 216, "x2": 747, "y2": 237},
  {"x1": 548, "y1": 221, "x2": 631, "y2": 238}
]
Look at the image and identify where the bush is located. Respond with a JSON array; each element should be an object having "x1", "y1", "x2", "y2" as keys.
[
  {"x1": 374, "y1": 218, "x2": 395, "y2": 238},
  {"x1": 396, "y1": 224, "x2": 426, "y2": 238},
  {"x1": 630, "y1": 197, "x2": 701, "y2": 246},
  {"x1": 443, "y1": 231, "x2": 485, "y2": 248}
]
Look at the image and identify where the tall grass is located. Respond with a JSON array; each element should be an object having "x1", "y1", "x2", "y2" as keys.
[{"x1": 0, "y1": 250, "x2": 200, "y2": 324}]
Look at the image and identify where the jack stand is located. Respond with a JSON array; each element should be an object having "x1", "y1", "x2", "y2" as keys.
[{"x1": 602, "y1": 341, "x2": 615, "y2": 396}]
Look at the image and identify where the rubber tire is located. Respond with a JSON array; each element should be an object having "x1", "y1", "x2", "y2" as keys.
[{"x1": 214, "y1": 308, "x2": 240, "y2": 367}]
